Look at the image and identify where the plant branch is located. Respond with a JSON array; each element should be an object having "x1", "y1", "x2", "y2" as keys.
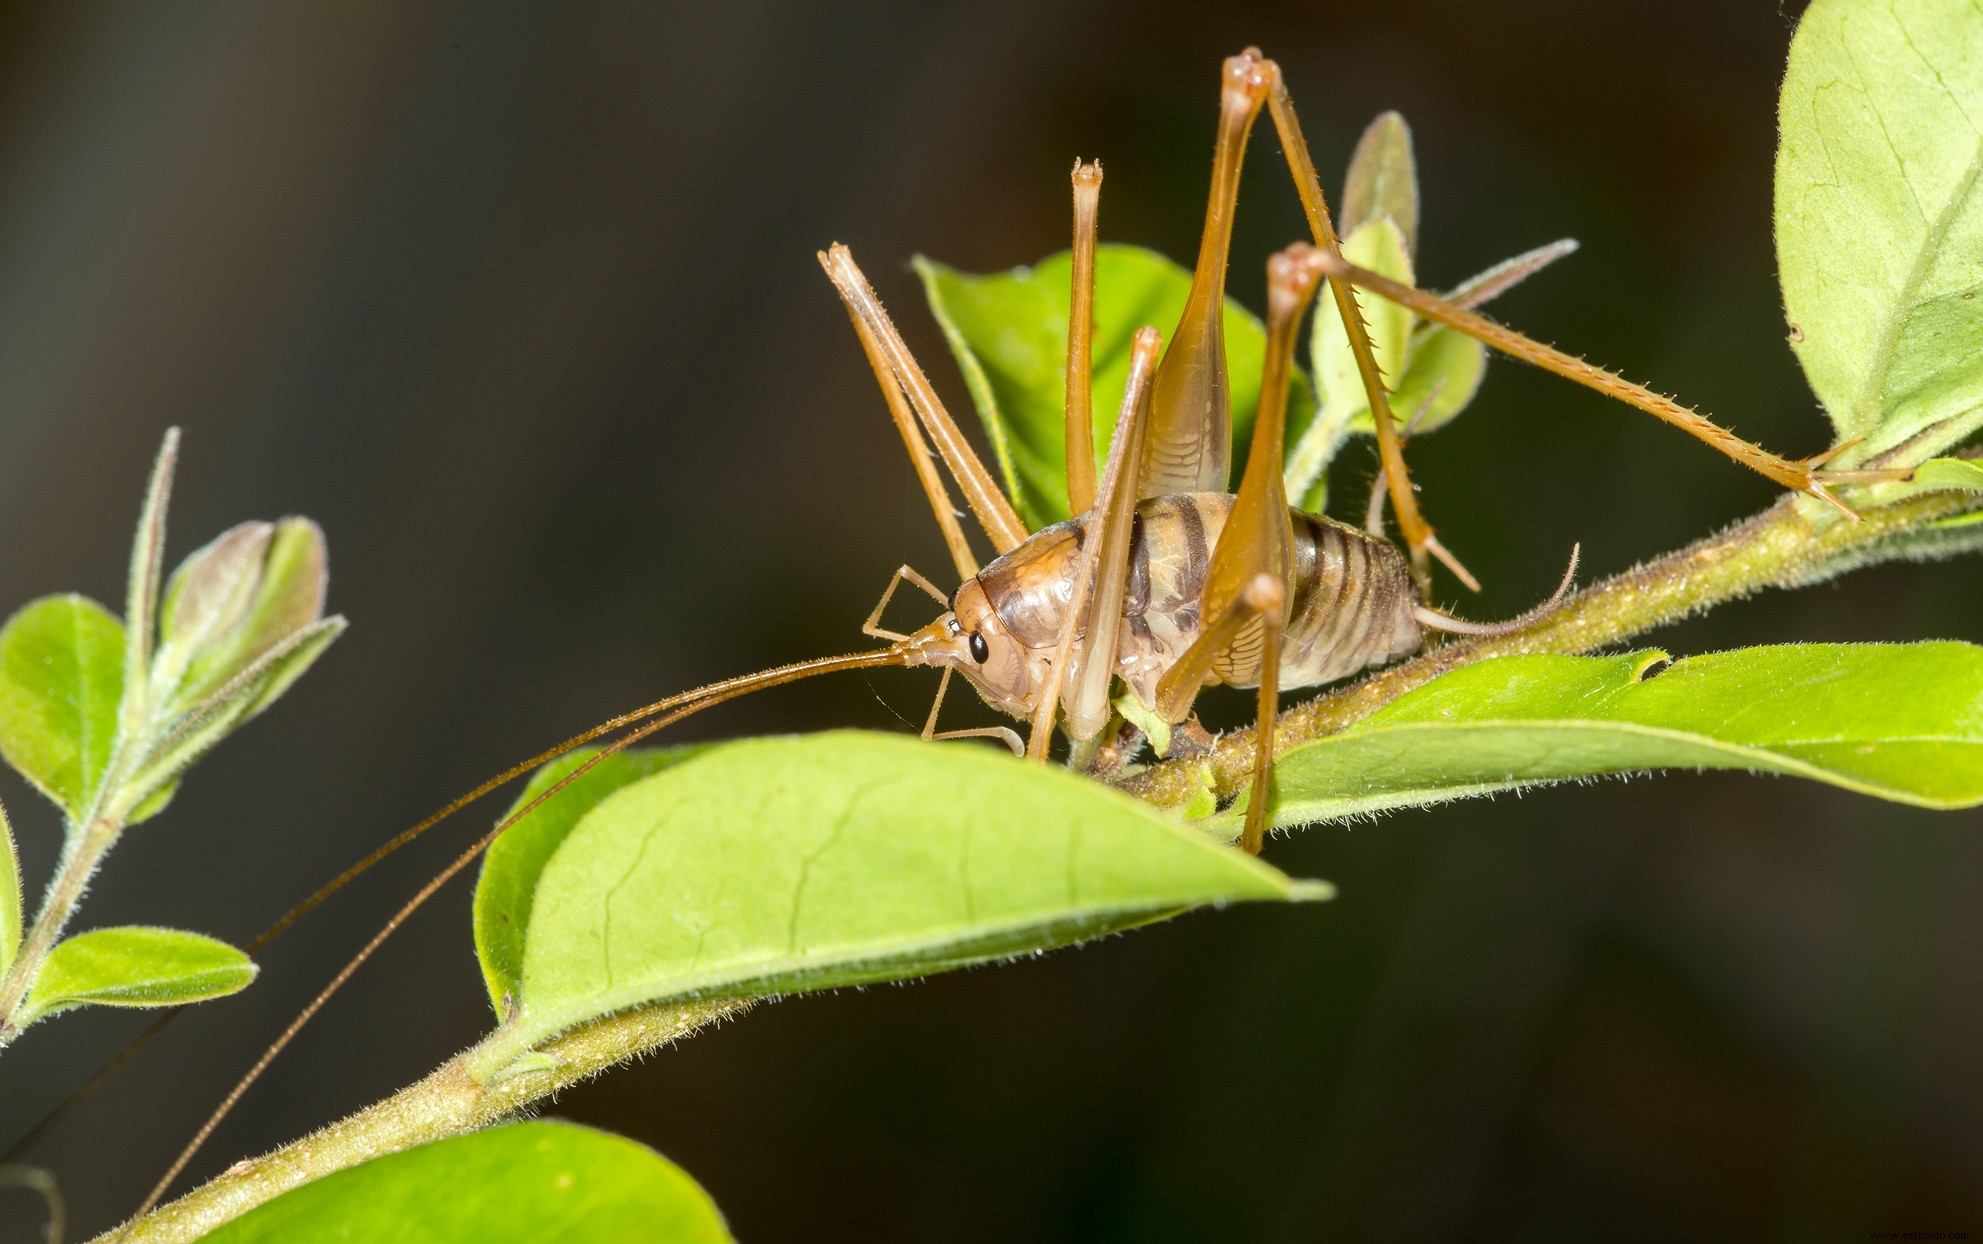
[
  {"x1": 1122, "y1": 488, "x2": 1983, "y2": 809},
  {"x1": 0, "y1": 814, "x2": 123, "y2": 1043},
  {"x1": 99, "y1": 998, "x2": 749, "y2": 1244},
  {"x1": 81, "y1": 486, "x2": 1983, "y2": 1242}
]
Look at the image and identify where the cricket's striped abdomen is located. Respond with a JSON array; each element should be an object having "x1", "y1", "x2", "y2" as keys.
[{"x1": 968, "y1": 492, "x2": 1423, "y2": 715}]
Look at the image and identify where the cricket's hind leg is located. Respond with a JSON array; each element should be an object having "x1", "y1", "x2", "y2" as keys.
[
  {"x1": 1312, "y1": 250, "x2": 1911, "y2": 516},
  {"x1": 1138, "y1": 52, "x2": 1271, "y2": 502},
  {"x1": 1254, "y1": 52, "x2": 1477, "y2": 592},
  {"x1": 1155, "y1": 244, "x2": 1328, "y2": 853}
]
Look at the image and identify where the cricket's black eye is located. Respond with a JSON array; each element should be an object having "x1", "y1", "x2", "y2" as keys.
[{"x1": 968, "y1": 631, "x2": 989, "y2": 663}]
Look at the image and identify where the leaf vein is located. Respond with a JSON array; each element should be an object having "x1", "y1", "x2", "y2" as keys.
[{"x1": 786, "y1": 780, "x2": 885, "y2": 957}]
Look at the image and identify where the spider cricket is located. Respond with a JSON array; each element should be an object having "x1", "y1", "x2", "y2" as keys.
[{"x1": 78, "y1": 46, "x2": 1905, "y2": 1231}]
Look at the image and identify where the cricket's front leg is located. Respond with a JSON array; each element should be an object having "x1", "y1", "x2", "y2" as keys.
[{"x1": 1026, "y1": 326, "x2": 1161, "y2": 759}]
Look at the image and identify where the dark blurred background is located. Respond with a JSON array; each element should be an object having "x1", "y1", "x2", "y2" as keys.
[{"x1": 1, "y1": 1, "x2": 1978, "y2": 1240}]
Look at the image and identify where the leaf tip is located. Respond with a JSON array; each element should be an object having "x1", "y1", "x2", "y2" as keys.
[{"x1": 1286, "y1": 879, "x2": 1337, "y2": 903}]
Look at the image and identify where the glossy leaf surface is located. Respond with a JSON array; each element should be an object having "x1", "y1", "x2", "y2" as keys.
[
  {"x1": 474, "y1": 745, "x2": 709, "y2": 1015},
  {"x1": 1253, "y1": 644, "x2": 1983, "y2": 830},
  {"x1": 499, "y1": 731, "x2": 1323, "y2": 1057},
  {"x1": 916, "y1": 245, "x2": 1315, "y2": 528},
  {"x1": 1389, "y1": 322, "x2": 1488, "y2": 440},
  {"x1": 201, "y1": 1121, "x2": 734, "y2": 1244},
  {"x1": 0, "y1": 595, "x2": 125, "y2": 821},
  {"x1": 1777, "y1": 0, "x2": 1983, "y2": 464},
  {"x1": 18, "y1": 925, "x2": 254, "y2": 1025}
]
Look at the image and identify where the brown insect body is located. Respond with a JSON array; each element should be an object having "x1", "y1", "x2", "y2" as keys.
[{"x1": 929, "y1": 493, "x2": 1420, "y2": 722}]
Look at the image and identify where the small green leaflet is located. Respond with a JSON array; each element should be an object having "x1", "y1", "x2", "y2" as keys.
[
  {"x1": 1908, "y1": 457, "x2": 1983, "y2": 530},
  {"x1": 0, "y1": 595, "x2": 125, "y2": 822},
  {"x1": 0, "y1": 797, "x2": 18, "y2": 980},
  {"x1": 1289, "y1": 215, "x2": 1463, "y2": 509},
  {"x1": 1245, "y1": 644, "x2": 1983, "y2": 832},
  {"x1": 154, "y1": 517, "x2": 330, "y2": 718},
  {"x1": 16, "y1": 925, "x2": 255, "y2": 1026},
  {"x1": 1777, "y1": 0, "x2": 1983, "y2": 465},
  {"x1": 1340, "y1": 111, "x2": 1419, "y2": 251},
  {"x1": 198, "y1": 1121, "x2": 734, "y2": 1244},
  {"x1": 1309, "y1": 217, "x2": 1415, "y2": 431},
  {"x1": 479, "y1": 731, "x2": 1323, "y2": 1066},
  {"x1": 915, "y1": 245, "x2": 1316, "y2": 528},
  {"x1": 1885, "y1": 456, "x2": 1983, "y2": 505}
]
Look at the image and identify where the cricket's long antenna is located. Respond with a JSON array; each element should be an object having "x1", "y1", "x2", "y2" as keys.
[
  {"x1": 1415, "y1": 545, "x2": 1581, "y2": 638},
  {"x1": 117, "y1": 645, "x2": 911, "y2": 1236},
  {"x1": 3, "y1": 655, "x2": 870, "y2": 1166}
]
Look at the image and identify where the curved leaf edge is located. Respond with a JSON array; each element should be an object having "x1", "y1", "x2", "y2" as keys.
[
  {"x1": 17, "y1": 925, "x2": 256, "y2": 1026},
  {"x1": 1221, "y1": 643, "x2": 1983, "y2": 834},
  {"x1": 487, "y1": 893, "x2": 1329, "y2": 1073},
  {"x1": 196, "y1": 1120, "x2": 735, "y2": 1244},
  {"x1": 475, "y1": 730, "x2": 1329, "y2": 1074}
]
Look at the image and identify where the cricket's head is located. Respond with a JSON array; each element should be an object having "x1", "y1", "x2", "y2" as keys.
[{"x1": 897, "y1": 577, "x2": 1047, "y2": 720}]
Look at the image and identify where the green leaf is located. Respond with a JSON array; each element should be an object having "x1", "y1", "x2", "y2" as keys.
[
  {"x1": 1286, "y1": 218, "x2": 1417, "y2": 506},
  {"x1": 166, "y1": 517, "x2": 329, "y2": 715},
  {"x1": 1250, "y1": 644, "x2": 1983, "y2": 831},
  {"x1": 1882, "y1": 456, "x2": 1983, "y2": 530},
  {"x1": 1311, "y1": 218, "x2": 1415, "y2": 421},
  {"x1": 485, "y1": 731, "x2": 1324, "y2": 1065},
  {"x1": 121, "y1": 616, "x2": 347, "y2": 823},
  {"x1": 198, "y1": 1121, "x2": 734, "y2": 1244},
  {"x1": 17, "y1": 925, "x2": 255, "y2": 1026},
  {"x1": 1341, "y1": 111, "x2": 1419, "y2": 252},
  {"x1": 1895, "y1": 455, "x2": 1983, "y2": 500},
  {"x1": 234, "y1": 612, "x2": 343, "y2": 718},
  {"x1": 1389, "y1": 323, "x2": 1488, "y2": 440},
  {"x1": 1777, "y1": 0, "x2": 1983, "y2": 463},
  {"x1": 915, "y1": 245, "x2": 1316, "y2": 528},
  {"x1": 0, "y1": 595, "x2": 126, "y2": 821},
  {"x1": 127, "y1": 777, "x2": 179, "y2": 826},
  {"x1": 474, "y1": 746, "x2": 712, "y2": 1016},
  {"x1": 154, "y1": 521, "x2": 275, "y2": 696},
  {"x1": 121, "y1": 429, "x2": 178, "y2": 741},
  {"x1": 0, "y1": 797, "x2": 19, "y2": 980}
]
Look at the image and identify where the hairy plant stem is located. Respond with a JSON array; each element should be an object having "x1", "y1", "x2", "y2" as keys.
[
  {"x1": 0, "y1": 809, "x2": 125, "y2": 1045},
  {"x1": 96, "y1": 486, "x2": 1983, "y2": 1242},
  {"x1": 1122, "y1": 488, "x2": 1983, "y2": 809},
  {"x1": 100, "y1": 998, "x2": 749, "y2": 1244}
]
